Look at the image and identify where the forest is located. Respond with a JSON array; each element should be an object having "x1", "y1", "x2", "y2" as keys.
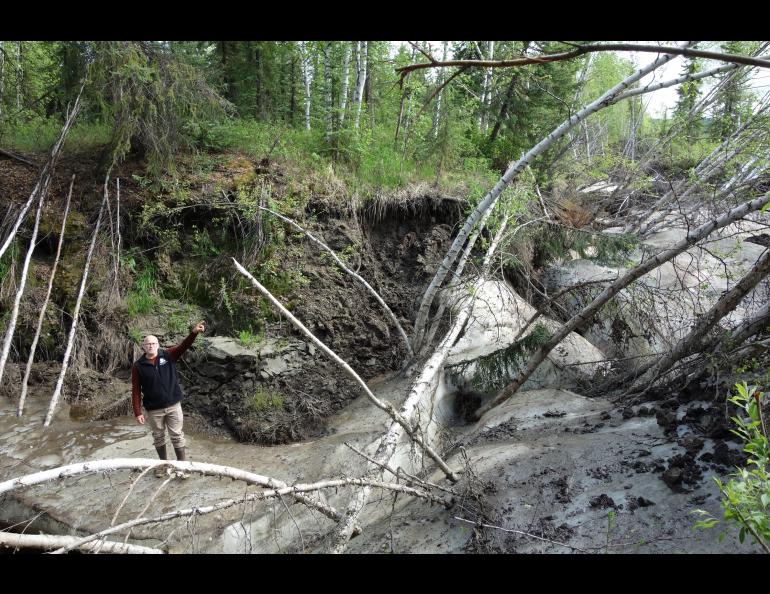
[{"x1": 0, "y1": 40, "x2": 768, "y2": 554}]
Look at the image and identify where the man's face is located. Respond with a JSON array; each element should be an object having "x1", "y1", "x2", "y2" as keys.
[{"x1": 142, "y1": 336, "x2": 159, "y2": 358}]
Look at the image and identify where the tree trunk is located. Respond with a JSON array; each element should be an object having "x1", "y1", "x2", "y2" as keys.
[
  {"x1": 353, "y1": 41, "x2": 368, "y2": 130},
  {"x1": 0, "y1": 181, "x2": 46, "y2": 385},
  {"x1": 0, "y1": 532, "x2": 164, "y2": 554},
  {"x1": 431, "y1": 41, "x2": 449, "y2": 140},
  {"x1": 411, "y1": 43, "x2": 692, "y2": 354},
  {"x1": 629, "y1": 248, "x2": 770, "y2": 390},
  {"x1": 473, "y1": 192, "x2": 770, "y2": 420},
  {"x1": 44, "y1": 179, "x2": 109, "y2": 427},
  {"x1": 300, "y1": 42, "x2": 313, "y2": 131},
  {"x1": 17, "y1": 178, "x2": 74, "y2": 416},
  {"x1": 323, "y1": 42, "x2": 333, "y2": 144},
  {"x1": 339, "y1": 42, "x2": 350, "y2": 127}
]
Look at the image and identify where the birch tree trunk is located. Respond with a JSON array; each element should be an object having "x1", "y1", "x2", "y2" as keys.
[
  {"x1": 44, "y1": 182, "x2": 109, "y2": 427},
  {"x1": 18, "y1": 176, "x2": 74, "y2": 416},
  {"x1": 232, "y1": 259, "x2": 453, "y2": 479},
  {"x1": 629, "y1": 248, "x2": 770, "y2": 390},
  {"x1": 473, "y1": 192, "x2": 770, "y2": 420},
  {"x1": 300, "y1": 42, "x2": 313, "y2": 131},
  {"x1": 0, "y1": 180, "x2": 46, "y2": 386},
  {"x1": 353, "y1": 41, "x2": 367, "y2": 130},
  {"x1": 0, "y1": 532, "x2": 163, "y2": 554},
  {"x1": 339, "y1": 42, "x2": 351, "y2": 127},
  {"x1": 323, "y1": 42, "x2": 333, "y2": 144},
  {"x1": 411, "y1": 43, "x2": 693, "y2": 354},
  {"x1": 16, "y1": 41, "x2": 22, "y2": 110},
  {"x1": 431, "y1": 41, "x2": 449, "y2": 140},
  {"x1": 478, "y1": 41, "x2": 495, "y2": 131},
  {"x1": 328, "y1": 218, "x2": 509, "y2": 553}
]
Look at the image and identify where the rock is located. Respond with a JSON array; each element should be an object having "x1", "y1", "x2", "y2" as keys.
[
  {"x1": 678, "y1": 434, "x2": 705, "y2": 455},
  {"x1": 662, "y1": 467, "x2": 682, "y2": 488},
  {"x1": 589, "y1": 494, "x2": 616, "y2": 509}
]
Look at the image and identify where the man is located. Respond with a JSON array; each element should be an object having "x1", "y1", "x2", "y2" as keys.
[{"x1": 132, "y1": 321, "x2": 205, "y2": 478}]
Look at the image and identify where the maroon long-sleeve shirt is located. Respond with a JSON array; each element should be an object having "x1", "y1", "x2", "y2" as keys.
[{"x1": 132, "y1": 332, "x2": 198, "y2": 417}]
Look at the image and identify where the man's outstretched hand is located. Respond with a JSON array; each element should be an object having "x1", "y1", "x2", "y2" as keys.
[{"x1": 191, "y1": 321, "x2": 205, "y2": 334}]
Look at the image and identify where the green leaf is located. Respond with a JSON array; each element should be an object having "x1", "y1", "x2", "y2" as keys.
[{"x1": 739, "y1": 527, "x2": 746, "y2": 543}]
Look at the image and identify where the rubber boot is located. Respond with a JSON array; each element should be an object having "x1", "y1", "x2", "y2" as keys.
[
  {"x1": 154, "y1": 445, "x2": 168, "y2": 478},
  {"x1": 174, "y1": 447, "x2": 189, "y2": 479}
]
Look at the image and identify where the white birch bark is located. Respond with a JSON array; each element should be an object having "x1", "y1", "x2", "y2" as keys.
[
  {"x1": 478, "y1": 41, "x2": 495, "y2": 131},
  {"x1": 431, "y1": 41, "x2": 449, "y2": 140},
  {"x1": 0, "y1": 458, "x2": 444, "y2": 554},
  {"x1": 328, "y1": 218, "x2": 509, "y2": 554},
  {"x1": 18, "y1": 176, "x2": 74, "y2": 416},
  {"x1": 44, "y1": 183, "x2": 109, "y2": 427},
  {"x1": 232, "y1": 258, "x2": 454, "y2": 479},
  {"x1": 0, "y1": 458, "x2": 352, "y2": 530},
  {"x1": 411, "y1": 42, "x2": 693, "y2": 354},
  {"x1": 0, "y1": 532, "x2": 163, "y2": 554},
  {"x1": 474, "y1": 192, "x2": 770, "y2": 420},
  {"x1": 323, "y1": 42, "x2": 333, "y2": 144},
  {"x1": 353, "y1": 41, "x2": 367, "y2": 130},
  {"x1": 339, "y1": 42, "x2": 351, "y2": 127},
  {"x1": 300, "y1": 42, "x2": 314, "y2": 131},
  {"x1": 0, "y1": 179, "x2": 45, "y2": 386}
]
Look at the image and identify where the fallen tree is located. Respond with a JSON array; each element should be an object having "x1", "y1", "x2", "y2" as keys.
[{"x1": 474, "y1": 193, "x2": 770, "y2": 420}]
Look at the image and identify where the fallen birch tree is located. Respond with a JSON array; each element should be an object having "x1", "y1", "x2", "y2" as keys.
[
  {"x1": 255, "y1": 205, "x2": 413, "y2": 357},
  {"x1": 327, "y1": 215, "x2": 510, "y2": 553},
  {"x1": 410, "y1": 42, "x2": 694, "y2": 354},
  {"x1": 17, "y1": 176, "x2": 75, "y2": 416},
  {"x1": 43, "y1": 180, "x2": 109, "y2": 427},
  {"x1": 0, "y1": 172, "x2": 46, "y2": 386},
  {"x1": 0, "y1": 532, "x2": 164, "y2": 554},
  {"x1": 626, "y1": 247, "x2": 770, "y2": 391},
  {"x1": 232, "y1": 257, "x2": 456, "y2": 481},
  {"x1": 474, "y1": 193, "x2": 770, "y2": 420}
]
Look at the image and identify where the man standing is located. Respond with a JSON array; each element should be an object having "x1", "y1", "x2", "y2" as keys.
[{"x1": 132, "y1": 321, "x2": 205, "y2": 477}]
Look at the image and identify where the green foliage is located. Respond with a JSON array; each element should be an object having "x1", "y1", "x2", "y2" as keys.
[
  {"x1": 237, "y1": 326, "x2": 264, "y2": 349},
  {"x1": 249, "y1": 387, "x2": 284, "y2": 411},
  {"x1": 530, "y1": 224, "x2": 637, "y2": 269},
  {"x1": 125, "y1": 263, "x2": 158, "y2": 317},
  {"x1": 449, "y1": 323, "x2": 552, "y2": 392},
  {"x1": 695, "y1": 383, "x2": 770, "y2": 552}
]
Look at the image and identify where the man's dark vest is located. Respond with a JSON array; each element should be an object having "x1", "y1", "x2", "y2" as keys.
[{"x1": 135, "y1": 349, "x2": 183, "y2": 411}]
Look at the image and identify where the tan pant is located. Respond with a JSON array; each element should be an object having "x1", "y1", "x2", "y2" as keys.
[{"x1": 144, "y1": 402, "x2": 186, "y2": 449}]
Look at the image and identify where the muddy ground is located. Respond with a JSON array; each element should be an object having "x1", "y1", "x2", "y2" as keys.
[{"x1": 0, "y1": 372, "x2": 757, "y2": 554}]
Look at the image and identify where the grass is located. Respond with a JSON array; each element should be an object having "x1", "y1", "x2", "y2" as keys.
[
  {"x1": 249, "y1": 387, "x2": 284, "y2": 411},
  {"x1": 0, "y1": 118, "x2": 111, "y2": 154},
  {"x1": 237, "y1": 326, "x2": 263, "y2": 349}
]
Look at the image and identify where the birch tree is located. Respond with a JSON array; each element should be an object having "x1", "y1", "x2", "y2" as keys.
[
  {"x1": 0, "y1": 177, "x2": 46, "y2": 386},
  {"x1": 44, "y1": 180, "x2": 109, "y2": 427},
  {"x1": 299, "y1": 42, "x2": 314, "y2": 131},
  {"x1": 18, "y1": 176, "x2": 74, "y2": 416},
  {"x1": 474, "y1": 193, "x2": 770, "y2": 420},
  {"x1": 353, "y1": 41, "x2": 367, "y2": 130},
  {"x1": 339, "y1": 41, "x2": 351, "y2": 127},
  {"x1": 410, "y1": 42, "x2": 695, "y2": 354}
]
